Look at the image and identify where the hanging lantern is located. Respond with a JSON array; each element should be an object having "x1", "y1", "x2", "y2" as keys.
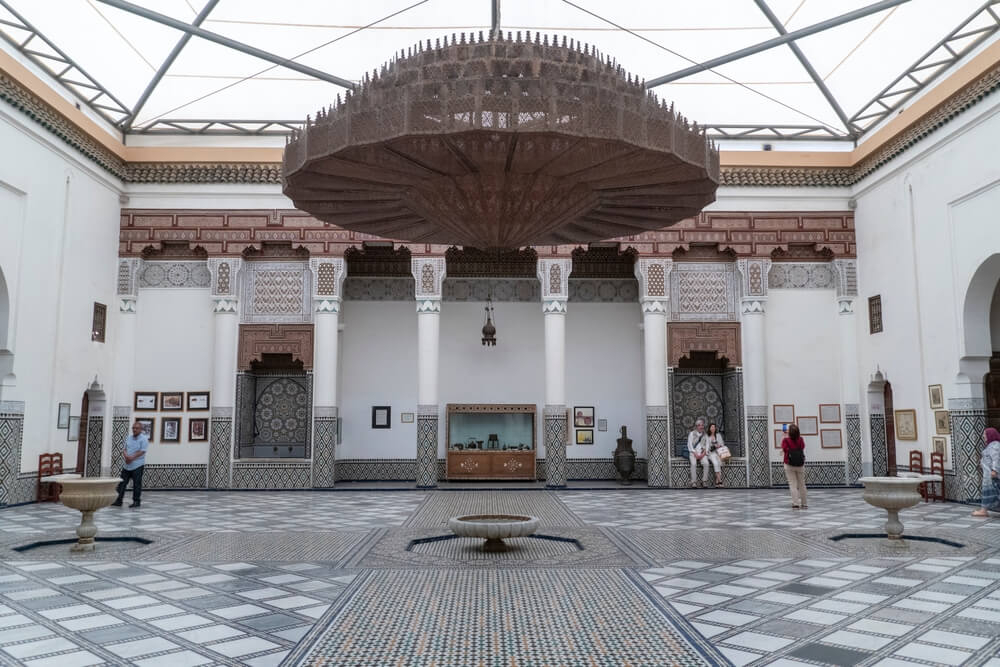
[{"x1": 481, "y1": 297, "x2": 497, "y2": 347}]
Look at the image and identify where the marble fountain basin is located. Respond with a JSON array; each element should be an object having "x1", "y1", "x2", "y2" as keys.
[
  {"x1": 858, "y1": 476, "x2": 935, "y2": 544},
  {"x1": 448, "y1": 514, "x2": 541, "y2": 552},
  {"x1": 41, "y1": 474, "x2": 121, "y2": 552}
]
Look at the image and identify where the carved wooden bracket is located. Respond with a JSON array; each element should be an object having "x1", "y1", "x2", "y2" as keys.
[
  {"x1": 238, "y1": 324, "x2": 314, "y2": 371},
  {"x1": 668, "y1": 322, "x2": 742, "y2": 367}
]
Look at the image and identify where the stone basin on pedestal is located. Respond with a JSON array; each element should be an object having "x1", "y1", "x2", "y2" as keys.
[
  {"x1": 448, "y1": 514, "x2": 540, "y2": 552},
  {"x1": 42, "y1": 474, "x2": 121, "y2": 552},
  {"x1": 858, "y1": 476, "x2": 932, "y2": 545}
]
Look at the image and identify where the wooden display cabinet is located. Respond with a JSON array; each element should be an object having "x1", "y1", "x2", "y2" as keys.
[{"x1": 446, "y1": 404, "x2": 536, "y2": 481}]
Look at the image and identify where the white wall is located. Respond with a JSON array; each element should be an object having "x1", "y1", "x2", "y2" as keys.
[
  {"x1": 990, "y1": 281, "x2": 1000, "y2": 352},
  {"x1": 132, "y1": 289, "x2": 214, "y2": 464},
  {"x1": 338, "y1": 300, "x2": 644, "y2": 461},
  {"x1": 853, "y1": 93, "x2": 1000, "y2": 467},
  {"x1": 765, "y1": 289, "x2": 843, "y2": 462},
  {"x1": 0, "y1": 108, "x2": 122, "y2": 472}
]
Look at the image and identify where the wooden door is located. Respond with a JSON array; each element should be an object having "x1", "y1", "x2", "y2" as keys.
[
  {"x1": 76, "y1": 391, "x2": 89, "y2": 474},
  {"x1": 884, "y1": 381, "x2": 896, "y2": 476}
]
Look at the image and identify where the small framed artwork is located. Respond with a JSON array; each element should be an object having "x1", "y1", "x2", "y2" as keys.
[
  {"x1": 57, "y1": 403, "x2": 71, "y2": 429},
  {"x1": 774, "y1": 429, "x2": 785, "y2": 449},
  {"x1": 576, "y1": 429, "x2": 594, "y2": 445},
  {"x1": 820, "y1": 429, "x2": 843, "y2": 448},
  {"x1": 187, "y1": 391, "x2": 210, "y2": 411},
  {"x1": 819, "y1": 404, "x2": 841, "y2": 424},
  {"x1": 598, "y1": 419, "x2": 608, "y2": 432},
  {"x1": 161, "y1": 417, "x2": 181, "y2": 442},
  {"x1": 189, "y1": 418, "x2": 208, "y2": 441},
  {"x1": 797, "y1": 416, "x2": 818, "y2": 436},
  {"x1": 134, "y1": 392, "x2": 157, "y2": 411},
  {"x1": 67, "y1": 416, "x2": 80, "y2": 441},
  {"x1": 934, "y1": 410, "x2": 950, "y2": 435},
  {"x1": 894, "y1": 409, "x2": 918, "y2": 441},
  {"x1": 160, "y1": 392, "x2": 184, "y2": 411},
  {"x1": 932, "y1": 436, "x2": 946, "y2": 457},
  {"x1": 928, "y1": 384, "x2": 944, "y2": 410},
  {"x1": 371, "y1": 406, "x2": 391, "y2": 429},
  {"x1": 573, "y1": 406, "x2": 594, "y2": 427},
  {"x1": 136, "y1": 418, "x2": 155, "y2": 442},
  {"x1": 773, "y1": 404, "x2": 795, "y2": 424},
  {"x1": 401, "y1": 412, "x2": 414, "y2": 424}
]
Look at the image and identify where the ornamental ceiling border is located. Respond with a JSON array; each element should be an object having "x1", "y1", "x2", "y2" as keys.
[
  {"x1": 120, "y1": 209, "x2": 856, "y2": 259},
  {"x1": 6, "y1": 58, "x2": 1000, "y2": 187}
]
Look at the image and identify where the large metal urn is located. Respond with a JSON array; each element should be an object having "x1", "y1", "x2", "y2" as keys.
[{"x1": 614, "y1": 426, "x2": 636, "y2": 485}]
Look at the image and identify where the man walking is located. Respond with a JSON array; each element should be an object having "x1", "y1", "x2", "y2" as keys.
[{"x1": 112, "y1": 420, "x2": 148, "y2": 508}]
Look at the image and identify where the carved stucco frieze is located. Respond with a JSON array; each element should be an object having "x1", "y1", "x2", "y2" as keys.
[
  {"x1": 239, "y1": 260, "x2": 311, "y2": 324},
  {"x1": 768, "y1": 262, "x2": 835, "y2": 289},
  {"x1": 138, "y1": 261, "x2": 211, "y2": 288},
  {"x1": 669, "y1": 262, "x2": 739, "y2": 322}
]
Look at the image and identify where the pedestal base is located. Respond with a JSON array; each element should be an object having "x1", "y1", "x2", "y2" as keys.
[{"x1": 483, "y1": 538, "x2": 507, "y2": 552}]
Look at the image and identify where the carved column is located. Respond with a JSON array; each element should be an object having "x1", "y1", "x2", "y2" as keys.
[
  {"x1": 538, "y1": 258, "x2": 572, "y2": 488},
  {"x1": 84, "y1": 380, "x2": 106, "y2": 478},
  {"x1": 0, "y1": 400, "x2": 24, "y2": 505},
  {"x1": 867, "y1": 370, "x2": 888, "y2": 477},
  {"x1": 636, "y1": 258, "x2": 671, "y2": 487},
  {"x1": 738, "y1": 259, "x2": 771, "y2": 487},
  {"x1": 310, "y1": 257, "x2": 346, "y2": 488},
  {"x1": 834, "y1": 260, "x2": 862, "y2": 484},
  {"x1": 413, "y1": 257, "x2": 446, "y2": 488},
  {"x1": 109, "y1": 258, "x2": 140, "y2": 477},
  {"x1": 207, "y1": 259, "x2": 241, "y2": 489}
]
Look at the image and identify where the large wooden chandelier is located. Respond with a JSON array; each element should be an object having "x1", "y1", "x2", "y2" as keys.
[{"x1": 283, "y1": 32, "x2": 719, "y2": 249}]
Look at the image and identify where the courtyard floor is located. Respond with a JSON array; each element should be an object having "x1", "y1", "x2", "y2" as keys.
[{"x1": 0, "y1": 488, "x2": 998, "y2": 666}]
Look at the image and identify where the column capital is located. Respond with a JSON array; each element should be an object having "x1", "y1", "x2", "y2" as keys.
[
  {"x1": 737, "y1": 258, "x2": 772, "y2": 298},
  {"x1": 837, "y1": 296, "x2": 856, "y2": 314},
  {"x1": 119, "y1": 297, "x2": 137, "y2": 313},
  {"x1": 537, "y1": 258, "x2": 571, "y2": 310},
  {"x1": 314, "y1": 297, "x2": 341, "y2": 313},
  {"x1": 640, "y1": 300, "x2": 668, "y2": 315},
  {"x1": 740, "y1": 297, "x2": 767, "y2": 314},
  {"x1": 212, "y1": 298, "x2": 239, "y2": 314},
  {"x1": 416, "y1": 299, "x2": 442, "y2": 313}
]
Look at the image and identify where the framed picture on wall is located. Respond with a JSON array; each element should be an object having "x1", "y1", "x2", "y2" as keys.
[
  {"x1": 774, "y1": 429, "x2": 785, "y2": 449},
  {"x1": 134, "y1": 392, "x2": 157, "y2": 411},
  {"x1": 934, "y1": 410, "x2": 950, "y2": 435},
  {"x1": 401, "y1": 412, "x2": 414, "y2": 424},
  {"x1": 161, "y1": 392, "x2": 184, "y2": 411},
  {"x1": 894, "y1": 409, "x2": 918, "y2": 441},
  {"x1": 161, "y1": 417, "x2": 181, "y2": 442},
  {"x1": 187, "y1": 392, "x2": 210, "y2": 411},
  {"x1": 57, "y1": 403, "x2": 71, "y2": 429},
  {"x1": 932, "y1": 436, "x2": 947, "y2": 457},
  {"x1": 136, "y1": 418, "x2": 155, "y2": 442},
  {"x1": 67, "y1": 416, "x2": 80, "y2": 441},
  {"x1": 773, "y1": 404, "x2": 795, "y2": 424},
  {"x1": 573, "y1": 407, "x2": 594, "y2": 427},
  {"x1": 820, "y1": 429, "x2": 843, "y2": 448},
  {"x1": 598, "y1": 419, "x2": 608, "y2": 432},
  {"x1": 576, "y1": 429, "x2": 594, "y2": 445},
  {"x1": 819, "y1": 404, "x2": 841, "y2": 423},
  {"x1": 371, "y1": 406, "x2": 391, "y2": 429},
  {"x1": 189, "y1": 418, "x2": 208, "y2": 441},
  {"x1": 797, "y1": 416, "x2": 819, "y2": 436},
  {"x1": 928, "y1": 385, "x2": 944, "y2": 409}
]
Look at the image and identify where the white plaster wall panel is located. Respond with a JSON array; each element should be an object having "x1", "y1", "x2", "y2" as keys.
[
  {"x1": 764, "y1": 289, "x2": 844, "y2": 463},
  {"x1": 566, "y1": 304, "x2": 645, "y2": 459},
  {"x1": 0, "y1": 114, "x2": 121, "y2": 472},
  {"x1": 853, "y1": 100, "x2": 1000, "y2": 460},
  {"x1": 134, "y1": 289, "x2": 213, "y2": 465},
  {"x1": 339, "y1": 301, "x2": 418, "y2": 459},
  {"x1": 991, "y1": 282, "x2": 1000, "y2": 351},
  {"x1": 438, "y1": 303, "x2": 546, "y2": 457}
]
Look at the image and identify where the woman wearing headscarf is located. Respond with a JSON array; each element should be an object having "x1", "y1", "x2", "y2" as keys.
[{"x1": 972, "y1": 427, "x2": 1000, "y2": 518}]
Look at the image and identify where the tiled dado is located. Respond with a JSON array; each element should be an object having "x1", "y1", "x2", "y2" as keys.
[
  {"x1": 770, "y1": 461, "x2": 849, "y2": 486},
  {"x1": 142, "y1": 464, "x2": 209, "y2": 489},
  {"x1": 231, "y1": 463, "x2": 312, "y2": 489}
]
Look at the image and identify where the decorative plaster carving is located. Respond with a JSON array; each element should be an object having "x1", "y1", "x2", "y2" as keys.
[
  {"x1": 116, "y1": 258, "x2": 140, "y2": 297},
  {"x1": 668, "y1": 322, "x2": 742, "y2": 366},
  {"x1": 768, "y1": 263, "x2": 835, "y2": 289},
  {"x1": 208, "y1": 258, "x2": 242, "y2": 297},
  {"x1": 635, "y1": 258, "x2": 672, "y2": 308},
  {"x1": 140, "y1": 241, "x2": 208, "y2": 259},
  {"x1": 770, "y1": 244, "x2": 835, "y2": 262},
  {"x1": 445, "y1": 279, "x2": 538, "y2": 302},
  {"x1": 240, "y1": 261, "x2": 311, "y2": 324},
  {"x1": 740, "y1": 299, "x2": 766, "y2": 314},
  {"x1": 641, "y1": 300, "x2": 668, "y2": 315},
  {"x1": 213, "y1": 298, "x2": 238, "y2": 314},
  {"x1": 310, "y1": 257, "x2": 346, "y2": 298},
  {"x1": 837, "y1": 298, "x2": 855, "y2": 314},
  {"x1": 569, "y1": 280, "x2": 638, "y2": 303},
  {"x1": 119, "y1": 298, "x2": 136, "y2": 313},
  {"x1": 139, "y1": 261, "x2": 211, "y2": 288},
  {"x1": 537, "y1": 258, "x2": 571, "y2": 302},
  {"x1": 737, "y1": 258, "x2": 772, "y2": 297},
  {"x1": 832, "y1": 259, "x2": 859, "y2": 297},
  {"x1": 343, "y1": 277, "x2": 415, "y2": 301},
  {"x1": 542, "y1": 299, "x2": 568, "y2": 314},
  {"x1": 238, "y1": 324, "x2": 314, "y2": 370},
  {"x1": 669, "y1": 262, "x2": 738, "y2": 321},
  {"x1": 315, "y1": 299, "x2": 340, "y2": 313},
  {"x1": 411, "y1": 257, "x2": 446, "y2": 300}
]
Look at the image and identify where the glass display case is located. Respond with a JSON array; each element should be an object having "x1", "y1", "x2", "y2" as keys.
[{"x1": 446, "y1": 404, "x2": 536, "y2": 480}]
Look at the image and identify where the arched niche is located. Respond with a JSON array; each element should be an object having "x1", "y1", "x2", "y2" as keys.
[
  {"x1": 0, "y1": 264, "x2": 13, "y2": 395},
  {"x1": 958, "y1": 253, "x2": 1000, "y2": 399}
]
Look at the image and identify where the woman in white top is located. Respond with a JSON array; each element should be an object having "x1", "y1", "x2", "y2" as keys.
[
  {"x1": 687, "y1": 419, "x2": 712, "y2": 488},
  {"x1": 705, "y1": 422, "x2": 724, "y2": 487}
]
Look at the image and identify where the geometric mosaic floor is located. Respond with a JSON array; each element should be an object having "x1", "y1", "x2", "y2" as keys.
[{"x1": 0, "y1": 488, "x2": 998, "y2": 665}]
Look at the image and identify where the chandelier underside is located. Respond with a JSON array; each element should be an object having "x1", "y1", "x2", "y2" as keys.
[{"x1": 283, "y1": 32, "x2": 720, "y2": 249}]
